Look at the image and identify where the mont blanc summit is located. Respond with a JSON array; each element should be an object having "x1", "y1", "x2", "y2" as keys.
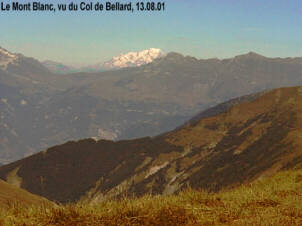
[{"x1": 101, "y1": 48, "x2": 165, "y2": 70}]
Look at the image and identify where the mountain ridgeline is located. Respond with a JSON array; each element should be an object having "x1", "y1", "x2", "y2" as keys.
[
  {"x1": 1, "y1": 47, "x2": 302, "y2": 164},
  {"x1": 0, "y1": 86, "x2": 302, "y2": 203}
]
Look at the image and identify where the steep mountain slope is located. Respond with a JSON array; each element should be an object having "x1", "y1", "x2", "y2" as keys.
[
  {"x1": 0, "y1": 47, "x2": 53, "y2": 87},
  {"x1": 0, "y1": 51, "x2": 54, "y2": 101},
  {"x1": 0, "y1": 179, "x2": 52, "y2": 208},
  {"x1": 177, "y1": 91, "x2": 267, "y2": 129},
  {"x1": 2, "y1": 47, "x2": 302, "y2": 164},
  {"x1": 0, "y1": 47, "x2": 60, "y2": 164},
  {"x1": 0, "y1": 86, "x2": 302, "y2": 203},
  {"x1": 0, "y1": 47, "x2": 104, "y2": 163}
]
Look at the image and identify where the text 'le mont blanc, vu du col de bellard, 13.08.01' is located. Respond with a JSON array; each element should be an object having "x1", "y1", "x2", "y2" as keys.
[{"x1": 0, "y1": 1, "x2": 134, "y2": 11}]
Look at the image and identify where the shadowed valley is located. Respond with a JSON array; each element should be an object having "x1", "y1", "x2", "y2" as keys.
[{"x1": 0, "y1": 86, "x2": 302, "y2": 204}]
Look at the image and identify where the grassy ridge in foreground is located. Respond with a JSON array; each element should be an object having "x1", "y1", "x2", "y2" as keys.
[
  {"x1": 1, "y1": 170, "x2": 301, "y2": 225},
  {"x1": 0, "y1": 179, "x2": 52, "y2": 210}
]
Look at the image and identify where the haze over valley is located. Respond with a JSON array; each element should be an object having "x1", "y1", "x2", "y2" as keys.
[{"x1": 2, "y1": 46, "x2": 302, "y2": 164}]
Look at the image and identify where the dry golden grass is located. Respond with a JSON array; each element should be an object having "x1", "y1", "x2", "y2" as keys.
[
  {"x1": 1, "y1": 170, "x2": 301, "y2": 225},
  {"x1": 0, "y1": 179, "x2": 52, "y2": 210}
]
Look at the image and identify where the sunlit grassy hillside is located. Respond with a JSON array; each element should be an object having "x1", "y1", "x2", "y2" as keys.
[
  {"x1": 0, "y1": 179, "x2": 52, "y2": 210},
  {"x1": 1, "y1": 170, "x2": 301, "y2": 226}
]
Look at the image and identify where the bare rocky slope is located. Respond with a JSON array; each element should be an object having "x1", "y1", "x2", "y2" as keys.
[{"x1": 0, "y1": 86, "x2": 302, "y2": 203}]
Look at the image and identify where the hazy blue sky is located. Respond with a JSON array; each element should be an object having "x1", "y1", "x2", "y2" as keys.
[{"x1": 1, "y1": 0, "x2": 302, "y2": 66}]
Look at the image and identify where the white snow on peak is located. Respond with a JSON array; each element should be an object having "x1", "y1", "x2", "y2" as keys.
[
  {"x1": 0, "y1": 47, "x2": 18, "y2": 69},
  {"x1": 0, "y1": 47, "x2": 16, "y2": 58},
  {"x1": 102, "y1": 48, "x2": 165, "y2": 69}
]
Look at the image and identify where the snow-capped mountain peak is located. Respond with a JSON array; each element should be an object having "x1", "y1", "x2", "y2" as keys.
[
  {"x1": 0, "y1": 47, "x2": 16, "y2": 58},
  {"x1": 0, "y1": 47, "x2": 18, "y2": 69},
  {"x1": 102, "y1": 48, "x2": 165, "y2": 69}
]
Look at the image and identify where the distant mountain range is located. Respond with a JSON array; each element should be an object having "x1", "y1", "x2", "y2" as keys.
[
  {"x1": 43, "y1": 48, "x2": 165, "y2": 73},
  {"x1": 1, "y1": 46, "x2": 302, "y2": 164},
  {"x1": 1, "y1": 86, "x2": 301, "y2": 203}
]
